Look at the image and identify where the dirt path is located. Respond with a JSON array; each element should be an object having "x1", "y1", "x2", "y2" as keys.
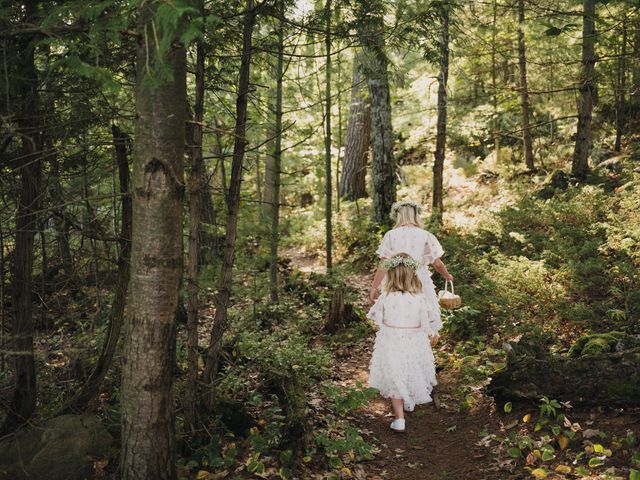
[
  {"x1": 335, "y1": 292, "x2": 506, "y2": 480},
  {"x1": 281, "y1": 247, "x2": 512, "y2": 479}
]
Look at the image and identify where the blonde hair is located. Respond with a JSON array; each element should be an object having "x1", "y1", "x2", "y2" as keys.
[
  {"x1": 384, "y1": 253, "x2": 423, "y2": 294},
  {"x1": 394, "y1": 205, "x2": 423, "y2": 228}
]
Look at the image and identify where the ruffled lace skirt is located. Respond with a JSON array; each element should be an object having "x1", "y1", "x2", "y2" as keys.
[
  {"x1": 368, "y1": 325, "x2": 437, "y2": 410},
  {"x1": 417, "y1": 267, "x2": 442, "y2": 332}
]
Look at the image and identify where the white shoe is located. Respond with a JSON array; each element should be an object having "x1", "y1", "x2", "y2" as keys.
[
  {"x1": 404, "y1": 404, "x2": 414, "y2": 412},
  {"x1": 390, "y1": 418, "x2": 405, "y2": 432}
]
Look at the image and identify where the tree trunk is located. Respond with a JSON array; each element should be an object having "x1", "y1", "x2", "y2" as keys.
[
  {"x1": 61, "y1": 124, "x2": 132, "y2": 414},
  {"x1": 632, "y1": 16, "x2": 640, "y2": 103},
  {"x1": 1, "y1": 0, "x2": 41, "y2": 435},
  {"x1": 120, "y1": 3, "x2": 187, "y2": 478},
  {"x1": 357, "y1": 0, "x2": 396, "y2": 226},
  {"x1": 432, "y1": 4, "x2": 449, "y2": 225},
  {"x1": 516, "y1": 0, "x2": 535, "y2": 170},
  {"x1": 269, "y1": 0, "x2": 284, "y2": 302},
  {"x1": 491, "y1": 0, "x2": 500, "y2": 162},
  {"x1": 339, "y1": 51, "x2": 370, "y2": 201},
  {"x1": 185, "y1": 0, "x2": 206, "y2": 433},
  {"x1": 614, "y1": 19, "x2": 627, "y2": 152},
  {"x1": 572, "y1": 0, "x2": 597, "y2": 179},
  {"x1": 203, "y1": 0, "x2": 256, "y2": 405},
  {"x1": 324, "y1": 0, "x2": 333, "y2": 271}
]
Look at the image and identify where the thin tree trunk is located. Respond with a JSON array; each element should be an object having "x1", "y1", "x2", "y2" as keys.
[
  {"x1": 61, "y1": 125, "x2": 132, "y2": 413},
  {"x1": 120, "y1": 3, "x2": 187, "y2": 478},
  {"x1": 325, "y1": 0, "x2": 333, "y2": 271},
  {"x1": 517, "y1": 0, "x2": 535, "y2": 170},
  {"x1": 614, "y1": 19, "x2": 627, "y2": 152},
  {"x1": 572, "y1": 0, "x2": 597, "y2": 179},
  {"x1": 340, "y1": 51, "x2": 370, "y2": 201},
  {"x1": 0, "y1": 218, "x2": 5, "y2": 372},
  {"x1": 203, "y1": 0, "x2": 256, "y2": 405},
  {"x1": 336, "y1": 50, "x2": 343, "y2": 212},
  {"x1": 432, "y1": 4, "x2": 449, "y2": 225},
  {"x1": 1, "y1": 0, "x2": 41, "y2": 435},
  {"x1": 491, "y1": 0, "x2": 500, "y2": 162},
  {"x1": 632, "y1": 16, "x2": 640, "y2": 103},
  {"x1": 357, "y1": 0, "x2": 396, "y2": 225},
  {"x1": 270, "y1": 0, "x2": 284, "y2": 302},
  {"x1": 185, "y1": 0, "x2": 206, "y2": 433}
]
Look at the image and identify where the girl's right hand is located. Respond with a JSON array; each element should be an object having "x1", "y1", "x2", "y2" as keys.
[{"x1": 368, "y1": 288, "x2": 379, "y2": 303}]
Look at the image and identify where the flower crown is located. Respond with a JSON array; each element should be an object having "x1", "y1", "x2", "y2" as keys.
[
  {"x1": 390, "y1": 200, "x2": 422, "y2": 220},
  {"x1": 383, "y1": 255, "x2": 420, "y2": 272}
]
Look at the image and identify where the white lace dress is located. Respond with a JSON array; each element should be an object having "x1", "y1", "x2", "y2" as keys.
[
  {"x1": 367, "y1": 292, "x2": 437, "y2": 409},
  {"x1": 376, "y1": 225, "x2": 444, "y2": 332}
]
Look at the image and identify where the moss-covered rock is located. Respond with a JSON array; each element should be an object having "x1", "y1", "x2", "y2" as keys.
[
  {"x1": 567, "y1": 331, "x2": 640, "y2": 357},
  {"x1": 0, "y1": 414, "x2": 113, "y2": 480}
]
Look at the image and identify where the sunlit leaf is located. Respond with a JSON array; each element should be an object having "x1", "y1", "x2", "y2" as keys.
[
  {"x1": 504, "y1": 402, "x2": 512, "y2": 413},
  {"x1": 530, "y1": 467, "x2": 548, "y2": 479},
  {"x1": 588, "y1": 457, "x2": 604, "y2": 468},
  {"x1": 554, "y1": 465, "x2": 571, "y2": 474},
  {"x1": 557, "y1": 434, "x2": 569, "y2": 450}
]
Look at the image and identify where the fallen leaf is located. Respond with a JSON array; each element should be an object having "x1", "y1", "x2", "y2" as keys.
[
  {"x1": 530, "y1": 467, "x2": 548, "y2": 479},
  {"x1": 523, "y1": 414, "x2": 532, "y2": 423},
  {"x1": 557, "y1": 434, "x2": 569, "y2": 450},
  {"x1": 555, "y1": 465, "x2": 572, "y2": 474}
]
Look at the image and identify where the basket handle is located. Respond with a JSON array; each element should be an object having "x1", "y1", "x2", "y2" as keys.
[{"x1": 444, "y1": 280, "x2": 455, "y2": 295}]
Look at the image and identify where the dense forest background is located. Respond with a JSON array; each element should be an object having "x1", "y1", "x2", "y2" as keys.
[{"x1": 1, "y1": 0, "x2": 639, "y2": 479}]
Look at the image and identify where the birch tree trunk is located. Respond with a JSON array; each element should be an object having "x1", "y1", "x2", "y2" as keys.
[
  {"x1": 120, "y1": 3, "x2": 187, "y2": 478},
  {"x1": 432, "y1": 4, "x2": 449, "y2": 225},
  {"x1": 517, "y1": 0, "x2": 535, "y2": 170},
  {"x1": 572, "y1": 0, "x2": 597, "y2": 179},
  {"x1": 339, "y1": 52, "x2": 370, "y2": 201}
]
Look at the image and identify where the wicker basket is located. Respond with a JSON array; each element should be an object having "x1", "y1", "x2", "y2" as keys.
[{"x1": 438, "y1": 280, "x2": 462, "y2": 309}]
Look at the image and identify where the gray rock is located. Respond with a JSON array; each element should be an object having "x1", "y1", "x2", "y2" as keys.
[{"x1": 0, "y1": 414, "x2": 113, "y2": 480}]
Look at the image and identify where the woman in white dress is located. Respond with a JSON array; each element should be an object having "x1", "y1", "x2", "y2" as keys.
[
  {"x1": 367, "y1": 201, "x2": 453, "y2": 432},
  {"x1": 368, "y1": 201, "x2": 453, "y2": 334}
]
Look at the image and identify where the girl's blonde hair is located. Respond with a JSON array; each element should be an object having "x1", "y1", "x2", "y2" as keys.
[
  {"x1": 394, "y1": 205, "x2": 423, "y2": 228},
  {"x1": 384, "y1": 253, "x2": 423, "y2": 294}
]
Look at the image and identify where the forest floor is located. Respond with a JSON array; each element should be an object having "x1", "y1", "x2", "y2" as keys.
[{"x1": 284, "y1": 248, "x2": 640, "y2": 480}]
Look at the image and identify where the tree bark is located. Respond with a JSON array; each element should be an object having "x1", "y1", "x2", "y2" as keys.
[
  {"x1": 491, "y1": 0, "x2": 500, "y2": 162},
  {"x1": 324, "y1": 0, "x2": 333, "y2": 271},
  {"x1": 632, "y1": 16, "x2": 640, "y2": 103},
  {"x1": 269, "y1": 0, "x2": 284, "y2": 302},
  {"x1": 339, "y1": 51, "x2": 370, "y2": 201},
  {"x1": 120, "y1": 4, "x2": 187, "y2": 478},
  {"x1": 614, "y1": 19, "x2": 627, "y2": 152},
  {"x1": 203, "y1": 0, "x2": 256, "y2": 405},
  {"x1": 1, "y1": 0, "x2": 42, "y2": 435},
  {"x1": 185, "y1": 0, "x2": 206, "y2": 433},
  {"x1": 516, "y1": 0, "x2": 535, "y2": 170},
  {"x1": 356, "y1": 0, "x2": 396, "y2": 226},
  {"x1": 572, "y1": 0, "x2": 597, "y2": 179},
  {"x1": 61, "y1": 125, "x2": 132, "y2": 414},
  {"x1": 432, "y1": 4, "x2": 449, "y2": 225}
]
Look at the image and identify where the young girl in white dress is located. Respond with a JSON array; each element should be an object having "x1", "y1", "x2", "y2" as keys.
[{"x1": 367, "y1": 201, "x2": 453, "y2": 432}]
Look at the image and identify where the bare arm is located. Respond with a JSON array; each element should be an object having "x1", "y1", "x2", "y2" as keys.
[
  {"x1": 432, "y1": 258, "x2": 453, "y2": 281},
  {"x1": 369, "y1": 262, "x2": 386, "y2": 302}
]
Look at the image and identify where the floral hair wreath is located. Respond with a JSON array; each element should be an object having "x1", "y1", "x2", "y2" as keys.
[
  {"x1": 390, "y1": 200, "x2": 422, "y2": 220},
  {"x1": 383, "y1": 255, "x2": 420, "y2": 272}
]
